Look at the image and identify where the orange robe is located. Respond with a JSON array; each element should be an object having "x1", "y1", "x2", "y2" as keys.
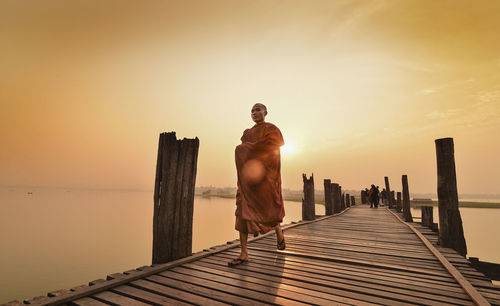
[{"x1": 235, "y1": 122, "x2": 285, "y2": 235}]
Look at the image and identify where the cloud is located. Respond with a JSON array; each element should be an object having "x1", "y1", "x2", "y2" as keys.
[
  {"x1": 416, "y1": 78, "x2": 476, "y2": 96},
  {"x1": 328, "y1": 1, "x2": 387, "y2": 37},
  {"x1": 417, "y1": 89, "x2": 436, "y2": 95},
  {"x1": 477, "y1": 90, "x2": 500, "y2": 104},
  {"x1": 425, "y1": 109, "x2": 462, "y2": 120}
]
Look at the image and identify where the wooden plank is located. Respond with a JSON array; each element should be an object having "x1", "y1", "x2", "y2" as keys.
[
  {"x1": 220, "y1": 249, "x2": 462, "y2": 287},
  {"x1": 129, "y1": 279, "x2": 228, "y2": 306},
  {"x1": 208, "y1": 255, "x2": 469, "y2": 305},
  {"x1": 210, "y1": 253, "x2": 473, "y2": 305},
  {"x1": 251, "y1": 237, "x2": 438, "y2": 261},
  {"x1": 110, "y1": 285, "x2": 191, "y2": 305},
  {"x1": 145, "y1": 274, "x2": 260, "y2": 306},
  {"x1": 191, "y1": 259, "x2": 384, "y2": 305},
  {"x1": 181, "y1": 262, "x2": 376, "y2": 305},
  {"x1": 69, "y1": 297, "x2": 108, "y2": 306},
  {"x1": 216, "y1": 251, "x2": 468, "y2": 295},
  {"x1": 159, "y1": 269, "x2": 308, "y2": 305},
  {"x1": 92, "y1": 290, "x2": 151, "y2": 305},
  {"x1": 247, "y1": 246, "x2": 450, "y2": 275}
]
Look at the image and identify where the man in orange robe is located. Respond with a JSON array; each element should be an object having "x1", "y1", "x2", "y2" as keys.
[{"x1": 229, "y1": 103, "x2": 286, "y2": 266}]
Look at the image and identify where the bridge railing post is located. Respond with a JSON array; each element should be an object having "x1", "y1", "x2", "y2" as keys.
[
  {"x1": 153, "y1": 132, "x2": 199, "y2": 264},
  {"x1": 346, "y1": 193, "x2": 350, "y2": 207},
  {"x1": 402, "y1": 175, "x2": 413, "y2": 222},
  {"x1": 421, "y1": 206, "x2": 433, "y2": 229},
  {"x1": 341, "y1": 189, "x2": 346, "y2": 210},
  {"x1": 435, "y1": 137, "x2": 467, "y2": 257},
  {"x1": 302, "y1": 173, "x2": 315, "y2": 220},
  {"x1": 324, "y1": 179, "x2": 333, "y2": 215},
  {"x1": 396, "y1": 192, "x2": 402, "y2": 212},
  {"x1": 361, "y1": 190, "x2": 367, "y2": 204},
  {"x1": 384, "y1": 176, "x2": 395, "y2": 209},
  {"x1": 351, "y1": 195, "x2": 355, "y2": 206},
  {"x1": 332, "y1": 183, "x2": 341, "y2": 213}
]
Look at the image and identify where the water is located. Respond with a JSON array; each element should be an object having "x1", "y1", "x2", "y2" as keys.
[
  {"x1": 0, "y1": 187, "x2": 496, "y2": 303},
  {"x1": 410, "y1": 206, "x2": 500, "y2": 264}
]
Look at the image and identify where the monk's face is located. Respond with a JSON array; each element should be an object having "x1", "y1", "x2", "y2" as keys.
[{"x1": 251, "y1": 104, "x2": 267, "y2": 124}]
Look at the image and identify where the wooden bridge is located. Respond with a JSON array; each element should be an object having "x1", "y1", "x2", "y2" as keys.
[{"x1": 12, "y1": 204, "x2": 500, "y2": 305}]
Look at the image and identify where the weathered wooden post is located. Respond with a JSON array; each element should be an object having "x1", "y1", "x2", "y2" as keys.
[
  {"x1": 332, "y1": 183, "x2": 341, "y2": 213},
  {"x1": 390, "y1": 191, "x2": 395, "y2": 210},
  {"x1": 435, "y1": 137, "x2": 467, "y2": 256},
  {"x1": 341, "y1": 189, "x2": 346, "y2": 210},
  {"x1": 361, "y1": 190, "x2": 367, "y2": 204},
  {"x1": 351, "y1": 195, "x2": 355, "y2": 206},
  {"x1": 396, "y1": 192, "x2": 402, "y2": 212},
  {"x1": 402, "y1": 175, "x2": 413, "y2": 222},
  {"x1": 324, "y1": 179, "x2": 333, "y2": 215},
  {"x1": 421, "y1": 206, "x2": 433, "y2": 228},
  {"x1": 384, "y1": 176, "x2": 394, "y2": 208},
  {"x1": 345, "y1": 193, "x2": 350, "y2": 207},
  {"x1": 153, "y1": 132, "x2": 199, "y2": 264},
  {"x1": 302, "y1": 173, "x2": 315, "y2": 220}
]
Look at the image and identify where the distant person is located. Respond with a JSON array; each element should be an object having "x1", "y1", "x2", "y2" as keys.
[
  {"x1": 381, "y1": 188, "x2": 387, "y2": 206},
  {"x1": 376, "y1": 186, "x2": 381, "y2": 206},
  {"x1": 371, "y1": 185, "x2": 379, "y2": 208},
  {"x1": 229, "y1": 103, "x2": 286, "y2": 267},
  {"x1": 374, "y1": 185, "x2": 380, "y2": 208},
  {"x1": 368, "y1": 185, "x2": 375, "y2": 208}
]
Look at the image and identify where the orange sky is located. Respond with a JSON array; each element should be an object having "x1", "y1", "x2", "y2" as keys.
[{"x1": 1, "y1": 0, "x2": 499, "y2": 194}]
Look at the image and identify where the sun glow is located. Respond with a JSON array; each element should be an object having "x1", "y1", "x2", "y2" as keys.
[{"x1": 281, "y1": 142, "x2": 296, "y2": 155}]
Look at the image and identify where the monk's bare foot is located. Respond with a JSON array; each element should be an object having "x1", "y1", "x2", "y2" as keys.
[
  {"x1": 275, "y1": 226, "x2": 286, "y2": 250},
  {"x1": 228, "y1": 253, "x2": 248, "y2": 267}
]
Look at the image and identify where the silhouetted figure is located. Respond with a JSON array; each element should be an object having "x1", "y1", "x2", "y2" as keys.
[
  {"x1": 368, "y1": 185, "x2": 374, "y2": 208},
  {"x1": 381, "y1": 189, "x2": 387, "y2": 207},
  {"x1": 372, "y1": 185, "x2": 380, "y2": 208},
  {"x1": 376, "y1": 186, "x2": 381, "y2": 206}
]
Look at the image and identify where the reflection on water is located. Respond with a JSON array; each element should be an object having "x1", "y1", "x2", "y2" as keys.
[{"x1": 0, "y1": 187, "x2": 495, "y2": 303}]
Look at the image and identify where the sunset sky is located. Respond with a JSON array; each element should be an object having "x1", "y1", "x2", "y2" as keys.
[{"x1": 1, "y1": 0, "x2": 499, "y2": 194}]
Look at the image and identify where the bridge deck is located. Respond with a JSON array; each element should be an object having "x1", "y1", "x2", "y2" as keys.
[{"x1": 12, "y1": 205, "x2": 500, "y2": 305}]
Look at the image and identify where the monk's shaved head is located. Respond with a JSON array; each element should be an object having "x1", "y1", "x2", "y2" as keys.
[
  {"x1": 252, "y1": 103, "x2": 267, "y2": 114},
  {"x1": 251, "y1": 103, "x2": 267, "y2": 124}
]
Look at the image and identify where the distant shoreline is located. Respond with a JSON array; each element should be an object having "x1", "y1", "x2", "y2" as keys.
[{"x1": 195, "y1": 193, "x2": 500, "y2": 208}]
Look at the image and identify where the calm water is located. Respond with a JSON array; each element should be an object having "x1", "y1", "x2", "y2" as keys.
[{"x1": 0, "y1": 187, "x2": 497, "y2": 303}]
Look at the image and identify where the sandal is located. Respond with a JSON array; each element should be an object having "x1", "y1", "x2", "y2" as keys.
[
  {"x1": 228, "y1": 258, "x2": 248, "y2": 267},
  {"x1": 277, "y1": 236, "x2": 286, "y2": 250}
]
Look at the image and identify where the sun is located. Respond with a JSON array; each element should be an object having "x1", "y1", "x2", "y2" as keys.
[{"x1": 281, "y1": 142, "x2": 296, "y2": 155}]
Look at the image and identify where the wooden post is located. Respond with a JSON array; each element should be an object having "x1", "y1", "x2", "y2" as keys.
[
  {"x1": 396, "y1": 192, "x2": 402, "y2": 212},
  {"x1": 340, "y1": 189, "x2": 346, "y2": 210},
  {"x1": 361, "y1": 190, "x2": 367, "y2": 204},
  {"x1": 153, "y1": 132, "x2": 199, "y2": 264},
  {"x1": 402, "y1": 175, "x2": 413, "y2": 222},
  {"x1": 351, "y1": 196, "x2": 355, "y2": 206},
  {"x1": 421, "y1": 206, "x2": 433, "y2": 228},
  {"x1": 435, "y1": 138, "x2": 467, "y2": 256},
  {"x1": 302, "y1": 173, "x2": 315, "y2": 220},
  {"x1": 384, "y1": 176, "x2": 394, "y2": 208},
  {"x1": 324, "y1": 179, "x2": 333, "y2": 215},
  {"x1": 345, "y1": 193, "x2": 350, "y2": 207},
  {"x1": 391, "y1": 191, "x2": 395, "y2": 210},
  {"x1": 332, "y1": 183, "x2": 341, "y2": 213}
]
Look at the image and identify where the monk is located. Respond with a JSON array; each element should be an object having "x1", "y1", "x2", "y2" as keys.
[{"x1": 228, "y1": 103, "x2": 286, "y2": 267}]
